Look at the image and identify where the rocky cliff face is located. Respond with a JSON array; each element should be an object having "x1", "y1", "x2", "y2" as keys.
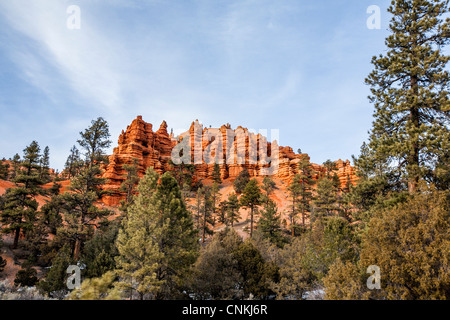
[{"x1": 102, "y1": 116, "x2": 358, "y2": 206}]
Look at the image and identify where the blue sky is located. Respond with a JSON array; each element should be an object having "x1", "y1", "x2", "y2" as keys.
[{"x1": 0, "y1": 0, "x2": 391, "y2": 171}]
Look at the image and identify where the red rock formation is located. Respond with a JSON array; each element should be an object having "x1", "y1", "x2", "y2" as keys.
[
  {"x1": 102, "y1": 116, "x2": 358, "y2": 206},
  {"x1": 102, "y1": 116, "x2": 177, "y2": 206}
]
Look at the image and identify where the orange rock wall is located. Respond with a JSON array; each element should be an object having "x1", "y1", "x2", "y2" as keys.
[{"x1": 102, "y1": 116, "x2": 358, "y2": 206}]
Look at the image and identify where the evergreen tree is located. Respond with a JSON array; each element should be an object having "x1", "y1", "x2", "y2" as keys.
[
  {"x1": 64, "y1": 145, "x2": 82, "y2": 179},
  {"x1": 116, "y1": 168, "x2": 198, "y2": 299},
  {"x1": 194, "y1": 187, "x2": 204, "y2": 230},
  {"x1": 239, "y1": 179, "x2": 262, "y2": 238},
  {"x1": 212, "y1": 163, "x2": 222, "y2": 184},
  {"x1": 313, "y1": 177, "x2": 340, "y2": 222},
  {"x1": 200, "y1": 185, "x2": 215, "y2": 243},
  {"x1": 258, "y1": 199, "x2": 285, "y2": 247},
  {"x1": 297, "y1": 157, "x2": 316, "y2": 228},
  {"x1": 120, "y1": 158, "x2": 140, "y2": 209},
  {"x1": 262, "y1": 176, "x2": 276, "y2": 203},
  {"x1": 59, "y1": 165, "x2": 111, "y2": 260},
  {"x1": 9, "y1": 153, "x2": 21, "y2": 180},
  {"x1": 82, "y1": 222, "x2": 119, "y2": 279},
  {"x1": 38, "y1": 244, "x2": 73, "y2": 298},
  {"x1": 14, "y1": 266, "x2": 38, "y2": 287},
  {"x1": 115, "y1": 167, "x2": 162, "y2": 299},
  {"x1": 322, "y1": 160, "x2": 337, "y2": 179},
  {"x1": 189, "y1": 228, "x2": 244, "y2": 300},
  {"x1": 232, "y1": 240, "x2": 279, "y2": 299},
  {"x1": 39, "y1": 146, "x2": 51, "y2": 184},
  {"x1": 0, "y1": 160, "x2": 9, "y2": 180},
  {"x1": 77, "y1": 117, "x2": 111, "y2": 166},
  {"x1": 1, "y1": 141, "x2": 44, "y2": 248},
  {"x1": 363, "y1": 0, "x2": 450, "y2": 193},
  {"x1": 359, "y1": 184, "x2": 450, "y2": 299},
  {"x1": 287, "y1": 174, "x2": 302, "y2": 236},
  {"x1": 68, "y1": 271, "x2": 122, "y2": 300},
  {"x1": 233, "y1": 168, "x2": 250, "y2": 194},
  {"x1": 211, "y1": 182, "x2": 221, "y2": 219},
  {"x1": 226, "y1": 193, "x2": 241, "y2": 227}
]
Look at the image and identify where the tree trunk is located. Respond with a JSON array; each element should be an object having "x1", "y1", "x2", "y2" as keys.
[
  {"x1": 12, "y1": 227, "x2": 20, "y2": 249},
  {"x1": 250, "y1": 206, "x2": 254, "y2": 238},
  {"x1": 408, "y1": 75, "x2": 420, "y2": 193}
]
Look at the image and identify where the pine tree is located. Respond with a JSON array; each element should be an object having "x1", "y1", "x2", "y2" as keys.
[
  {"x1": 116, "y1": 169, "x2": 198, "y2": 299},
  {"x1": 226, "y1": 193, "x2": 241, "y2": 227},
  {"x1": 38, "y1": 244, "x2": 73, "y2": 297},
  {"x1": 59, "y1": 165, "x2": 111, "y2": 260},
  {"x1": 287, "y1": 174, "x2": 302, "y2": 236},
  {"x1": 200, "y1": 185, "x2": 215, "y2": 243},
  {"x1": 120, "y1": 158, "x2": 140, "y2": 209},
  {"x1": 322, "y1": 160, "x2": 337, "y2": 179},
  {"x1": 0, "y1": 160, "x2": 9, "y2": 180},
  {"x1": 262, "y1": 176, "x2": 276, "y2": 203},
  {"x1": 239, "y1": 179, "x2": 262, "y2": 238},
  {"x1": 233, "y1": 168, "x2": 250, "y2": 194},
  {"x1": 77, "y1": 117, "x2": 111, "y2": 166},
  {"x1": 313, "y1": 177, "x2": 339, "y2": 222},
  {"x1": 258, "y1": 199, "x2": 285, "y2": 247},
  {"x1": 8, "y1": 154, "x2": 21, "y2": 180},
  {"x1": 189, "y1": 228, "x2": 244, "y2": 300},
  {"x1": 359, "y1": 183, "x2": 450, "y2": 299},
  {"x1": 115, "y1": 167, "x2": 162, "y2": 299},
  {"x1": 211, "y1": 182, "x2": 221, "y2": 219},
  {"x1": 1, "y1": 141, "x2": 44, "y2": 249},
  {"x1": 297, "y1": 157, "x2": 316, "y2": 228},
  {"x1": 211, "y1": 163, "x2": 222, "y2": 184},
  {"x1": 39, "y1": 146, "x2": 51, "y2": 183},
  {"x1": 64, "y1": 145, "x2": 82, "y2": 179},
  {"x1": 363, "y1": 0, "x2": 450, "y2": 193}
]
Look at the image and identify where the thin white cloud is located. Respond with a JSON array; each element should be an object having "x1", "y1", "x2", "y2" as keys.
[{"x1": 0, "y1": 0, "x2": 123, "y2": 114}]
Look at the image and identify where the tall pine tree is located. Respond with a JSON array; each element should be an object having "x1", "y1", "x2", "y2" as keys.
[{"x1": 363, "y1": 0, "x2": 450, "y2": 193}]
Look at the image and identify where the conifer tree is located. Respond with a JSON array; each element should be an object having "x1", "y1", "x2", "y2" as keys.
[
  {"x1": 239, "y1": 179, "x2": 262, "y2": 238},
  {"x1": 77, "y1": 117, "x2": 111, "y2": 166},
  {"x1": 1, "y1": 141, "x2": 44, "y2": 249},
  {"x1": 0, "y1": 160, "x2": 9, "y2": 180},
  {"x1": 363, "y1": 0, "x2": 450, "y2": 193},
  {"x1": 115, "y1": 167, "x2": 162, "y2": 299},
  {"x1": 297, "y1": 157, "x2": 316, "y2": 228},
  {"x1": 120, "y1": 158, "x2": 140, "y2": 209},
  {"x1": 212, "y1": 163, "x2": 222, "y2": 184},
  {"x1": 258, "y1": 199, "x2": 285, "y2": 247},
  {"x1": 59, "y1": 166, "x2": 111, "y2": 260},
  {"x1": 116, "y1": 169, "x2": 198, "y2": 299},
  {"x1": 226, "y1": 193, "x2": 241, "y2": 227},
  {"x1": 9, "y1": 153, "x2": 21, "y2": 180},
  {"x1": 39, "y1": 146, "x2": 51, "y2": 183},
  {"x1": 322, "y1": 160, "x2": 337, "y2": 179},
  {"x1": 233, "y1": 168, "x2": 250, "y2": 194},
  {"x1": 211, "y1": 182, "x2": 221, "y2": 218},
  {"x1": 287, "y1": 174, "x2": 302, "y2": 236},
  {"x1": 200, "y1": 186, "x2": 215, "y2": 243},
  {"x1": 313, "y1": 177, "x2": 339, "y2": 222},
  {"x1": 262, "y1": 176, "x2": 276, "y2": 204},
  {"x1": 64, "y1": 145, "x2": 82, "y2": 179}
]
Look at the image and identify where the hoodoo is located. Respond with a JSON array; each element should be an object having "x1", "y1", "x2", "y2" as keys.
[{"x1": 102, "y1": 116, "x2": 358, "y2": 206}]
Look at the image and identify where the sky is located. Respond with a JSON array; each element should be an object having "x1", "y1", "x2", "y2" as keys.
[{"x1": 0, "y1": 0, "x2": 391, "y2": 171}]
